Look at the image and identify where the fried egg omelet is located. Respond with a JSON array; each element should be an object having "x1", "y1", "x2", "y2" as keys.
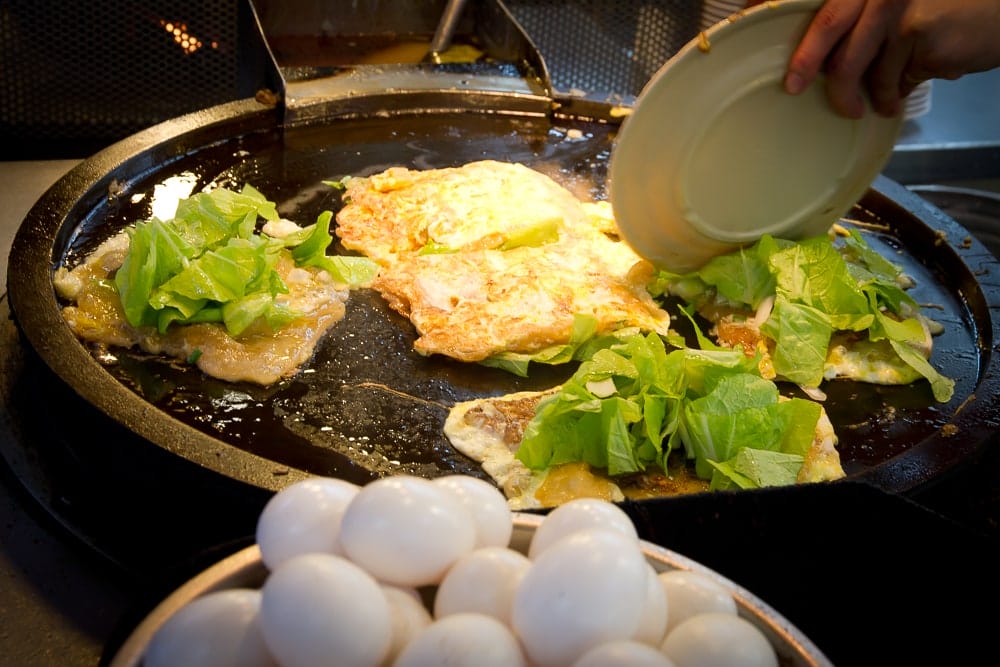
[{"x1": 335, "y1": 160, "x2": 671, "y2": 362}]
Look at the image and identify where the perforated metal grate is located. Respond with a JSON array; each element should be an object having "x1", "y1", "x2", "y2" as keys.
[
  {"x1": 0, "y1": 0, "x2": 252, "y2": 158},
  {"x1": 0, "y1": 1, "x2": 710, "y2": 158},
  {"x1": 503, "y1": 0, "x2": 705, "y2": 98}
]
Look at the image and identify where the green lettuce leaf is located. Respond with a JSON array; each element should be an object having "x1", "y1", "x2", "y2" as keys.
[
  {"x1": 658, "y1": 232, "x2": 955, "y2": 403},
  {"x1": 498, "y1": 217, "x2": 560, "y2": 250},
  {"x1": 112, "y1": 184, "x2": 377, "y2": 337},
  {"x1": 708, "y1": 449, "x2": 804, "y2": 490},
  {"x1": 515, "y1": 332, "x2": 822, "y2": 489},
  {"x1": 480, "y1": 315, "x2": 623, "y2": 377},
  {"x1": 284, "y1": 211, "x2": 379, "y2": 286}
]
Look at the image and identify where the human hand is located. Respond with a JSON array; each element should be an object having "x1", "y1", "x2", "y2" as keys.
[{"x1": 744, "y1": 0, "x2": 1000, "y2": 118}]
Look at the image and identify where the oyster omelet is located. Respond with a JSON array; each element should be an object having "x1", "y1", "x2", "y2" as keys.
[
  {"x1": 335, "y1": 160, "x2": 671, "y2": 363},
  {"x1": 443, "y1": 388, "x2": 844, "y2": 510},
  {"x1": 53, "y1": 221, "x2": 352, "y2": 386}
]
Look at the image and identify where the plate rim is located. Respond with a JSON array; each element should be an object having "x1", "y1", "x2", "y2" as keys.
[{"x1": 610, "y1": 0, "x2": 903, "y2": 273}]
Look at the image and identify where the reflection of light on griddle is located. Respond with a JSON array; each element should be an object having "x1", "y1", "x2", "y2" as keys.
[
  {"x1": 149, "y1": 173, "x2": 198, "y2": 220},
  {"x1": 159, "y1": 19, "x2": 218, "y2": 55}
]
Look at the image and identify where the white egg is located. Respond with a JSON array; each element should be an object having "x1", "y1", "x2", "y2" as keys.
[
  {"x1": 143, "y1": 589, "x2": 276, "y2": 667},
  {"x1": 512, "y1": 527, "x2": 649, "y2": 667},
  {"x1": 433, "y1": 474, "x2": 513, "y2": 548},
  {"x1": 258, "y1": 553, "x2": 392, "y2": 667},
  {"x1": 660, "y1": 612, "x2": 778, "y2": 667},
  {"x1": 255, "y1": 477, "x2": 360, "y2": 569},
  {"x1": 393, "y1": 612, "x2": 527, "y2": 667},
  {"x1": 338, "y1": 475, "x2": 476, "y2": 587},
  {"x1": 572, "y1": 639, "x2": 677, "y2": 667},
  {"x1": 632, "y1": 563, "x2": 669, "y2": 646},
  {"x1": 528, "y1": 497, "x2": 638, "y2": 559},
  {"x1": 658, "y1": 570, "x2": 738, "y2": 635},
  {"x1": 380, "y1": 584, "x2": 433, "y2": 666},
  {"x1": 433, "y1": 546, "x2": 531, "y2": 624}
]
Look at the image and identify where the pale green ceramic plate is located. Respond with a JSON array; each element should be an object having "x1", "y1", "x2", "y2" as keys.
[{"x1": 611, "y1": 0, "x2": 902, "y2": 272}]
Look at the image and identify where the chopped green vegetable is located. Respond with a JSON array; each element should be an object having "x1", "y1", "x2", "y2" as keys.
[
  {"x1": 478, "y1": 314, "x2": 687, "y2": 378},
  {"x1": 283, "y1": 210, "x2": 379, "y2": 286},
  {"x1": 498, "y1": 217, "x2": 560, "y2": 250},
  {"x1": 651, "y1": 231, "x2": 955, "y2": 403},
  {"x1": 416, "y1": 217, "x2": 560, "y2": 255},
  {"x1": 514, "y1": 332, "x2": 820, "y2": 489},
  {"x1": 113, "y1": 184, "x2": 376, "y2": 336},
  {"x1": 419, "y1": 240, "x2": 458, "y2": 256},
  {"x1": 708, "y1": 449, "x2": 804, "y2": 490}
]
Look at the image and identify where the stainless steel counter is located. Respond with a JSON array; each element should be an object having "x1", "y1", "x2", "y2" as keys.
[
  {"x1": 888, "y1": 70, "x2": 1000, "y2": 189},
  {"x1": 1, "y1": 68, "x2": 999, "y2": 666}
]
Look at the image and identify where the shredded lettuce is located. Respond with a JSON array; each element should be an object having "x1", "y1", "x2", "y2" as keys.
[
  {"x1": 514, "y1": 332, "x2": 821, "y2": 489},
  {"x1": 478, "y1": 315, "x2": 686, "y2": 378},
  {"x1": 283, "y1": 210, "x2": 380, "y2": 286},
  {"x1": 417, "y1": 217, "x2": 561, "y2": 255},
  {"x1": 708, "y1": 449, "x2": 805, "y2": 490},
  {"x1": 113, "y1": 184, "x2": 376, "y2": 337},
  {"x1": 651, "y1": 231, "x2": 955, "y2": 403}
]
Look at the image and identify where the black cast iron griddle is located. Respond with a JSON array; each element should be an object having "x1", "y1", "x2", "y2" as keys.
[{"x1": 7, "y1": 91, "x2": 1000, "y2": 503}]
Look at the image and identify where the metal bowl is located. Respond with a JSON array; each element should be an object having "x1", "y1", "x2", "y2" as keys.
[{"x1": 107, "y1": 513, "x2": 833, "y2": 667}]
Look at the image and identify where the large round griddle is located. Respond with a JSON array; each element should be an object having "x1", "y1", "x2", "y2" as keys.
[{"x1": 7, "y1": 91, "x2": 1000, "y2": 507}]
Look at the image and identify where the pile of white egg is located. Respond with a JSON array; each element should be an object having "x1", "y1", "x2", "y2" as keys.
[{"x1": 142, "y1": 474, "x2": 779, "y2": 667}]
